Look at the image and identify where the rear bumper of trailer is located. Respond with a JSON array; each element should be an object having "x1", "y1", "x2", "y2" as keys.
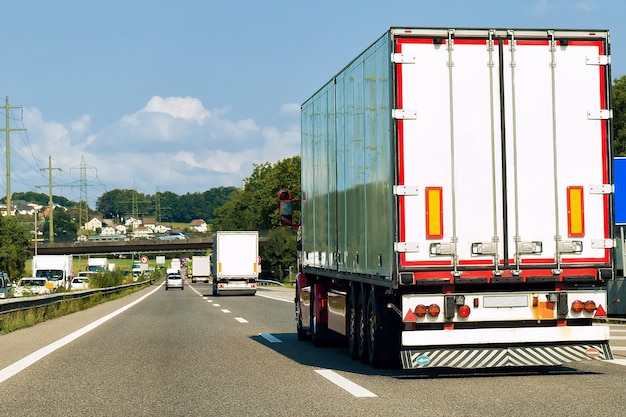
[{"x1": 400, "y1": 326, "x2": 613, "y2": 369}]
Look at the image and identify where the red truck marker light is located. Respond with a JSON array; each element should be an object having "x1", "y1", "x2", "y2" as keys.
[{"x1": 458, "y1": 305, "x2": 471, "y2": 318}]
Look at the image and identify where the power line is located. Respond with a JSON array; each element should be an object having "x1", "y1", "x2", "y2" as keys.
[{"x1": 0, "y1": 97, "x2": 26, "y2": 214}]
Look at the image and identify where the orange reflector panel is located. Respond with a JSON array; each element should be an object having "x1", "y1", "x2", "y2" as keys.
[
  {"x1": 425, "y1": 187, "x2": 443, "y2": 238},
  {"x1": 567, "y1": 186, "x2": 585, "y2": 237},
  {"x1": 218, "y1": 263, "x2": 222, "y2": 273}
]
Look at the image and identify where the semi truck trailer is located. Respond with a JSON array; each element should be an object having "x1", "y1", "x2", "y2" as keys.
[
  {"x1": 191, "y1": 255, "x2": 211, "y2": 283},
  {"x1": 279, "y1": 27, "x2": 614, "y2": 369},
  {"x1": 212, "y1": 231, "x2": 259, "y2": 295}
]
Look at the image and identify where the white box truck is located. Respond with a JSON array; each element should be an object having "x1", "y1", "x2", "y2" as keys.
[
  {"x1": 191, "y1": 255, "x2": 211, "y2": 283},
  {"x1": 32, "y1": 254, "x2": 73, "y2": 290},
  {"x1": 87, "y1": 257, "x2": 108, "y2": 272},
  {"x1": 212, "y1": 231, "x2": 259, "y2": 295},
  {"x1": 279, "y1": 27, "x2": 614, "y2": 369}
]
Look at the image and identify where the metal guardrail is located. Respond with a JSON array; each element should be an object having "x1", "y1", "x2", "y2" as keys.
[
  {"x1": 0, "y1": 279, "x2": 156, "y2": 316},
  {"x1": 257, "y1": 279, "x2": 285, "y2": 286}
]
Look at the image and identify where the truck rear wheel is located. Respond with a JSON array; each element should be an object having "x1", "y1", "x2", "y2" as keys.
[
  {"x1": 367, "y1": 289, "x2": 384, "y2": 367},
  {"x1": 357, "y1": 286, "x2": 368, "y2": 363},
  {"x1": 296, "y1": 282, "x2": 309, "y2": 341},
  {"x1": 347, "y1": 286, "x2": 359, "y2": 359}
]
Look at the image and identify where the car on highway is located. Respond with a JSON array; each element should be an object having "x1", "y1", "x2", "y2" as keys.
[
  {"x1": 0, "y1": 272, "x2": 11, "y2": 298},
  {"x1": 14, "y1": 277, "x2": 51, "y2": 297},
  {"x1": 70, "y1": 277, "x2": 90, "y2": 291},
  {"x1": 165, "y1": 273, "x2": 184, "y2": 290}
]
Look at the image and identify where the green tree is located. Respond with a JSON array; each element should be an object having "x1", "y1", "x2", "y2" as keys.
[
  {"x1": 0, "y1": 215, "x2": 31, "y2": 281},
  {"x1": 211, "y1": 156, "x2": 301, "y2": 232},
  {"x1": 43, "y1": 207, "x2": 78, "y2": 243},
  {"x1": 614, "y1": 75, "x2": 626, "y2": 156},
  {"x1": 261, "y1": 227, "x2": 298, "y2": 281}
]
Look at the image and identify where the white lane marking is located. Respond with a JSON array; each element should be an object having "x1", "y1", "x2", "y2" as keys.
[
  {"x1": 0, "y1": 282, "x2": 163, "y2": 384},
  {"x1": 259, "y1": 333, "x2": 282, "y2": 343},
  {"x1": 213, "y1": 304, "x2": 221, "y2": 307},
  {"x1": 610, "y1": 346, "x2": 626, "y2": 351},
  {"x1": 235, "y1": 317, "x2": 248, "y2": 323},
  {"x1": 206, "y1": 300, "x2": 213, "y2": 303},
  {"x1": 256, "y1": 293, "x2": 293, "y2": 303},
  {"x1": 221, "y1": 309, "x2": 231, "y2": 313},
  {"x1": 610, "y1": 336, "x2": 626, "y2": 340},
  {"x1": 607, "y1": 359, "x2": 626, "y2": 367},
  {"x1": 315, "y1": 369, "x2": 377, "y2": 398}
]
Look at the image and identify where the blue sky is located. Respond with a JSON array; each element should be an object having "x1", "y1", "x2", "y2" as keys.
[{"x1": 0, "y1": 0, "x2": 624, "y2": 208}]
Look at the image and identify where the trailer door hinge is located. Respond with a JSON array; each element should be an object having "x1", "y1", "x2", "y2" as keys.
[
  {"x1": 586, "y1": 55, "x2": 609, "y2": 66},
  {"x1": 589, "y1": 184, "x2": 613, "y2": 194},
  {"x1": 591, "y1": 239, "x2": 614, "y2": 249},
  {"x1": 392, "y1": 53, "x2": 417, "y2": 64},
  {"x1": 393, "y1": 185, "x2": 419, "y2": 196},
  {"x1": 395, "y1": 242, "x2": 420, "y2": 253},
  {"x1": 392, "y1": 109, "x2": 417, "y2": 120},
  {"x1": 587, "y1": 109, "x2": 612, "y2": 120}
]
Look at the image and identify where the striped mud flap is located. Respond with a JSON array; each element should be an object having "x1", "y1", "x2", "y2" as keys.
[{"x1": 400, "y1": 342, "x2": 614, "y2": 369}]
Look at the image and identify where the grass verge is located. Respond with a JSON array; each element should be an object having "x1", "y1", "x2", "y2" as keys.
[{"x1": 0, "y1": 284, "x2": 151, "y2": 334}]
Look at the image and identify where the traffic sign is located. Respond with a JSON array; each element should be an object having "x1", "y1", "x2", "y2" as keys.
[{"x1": 140, "y1": 256, "x2": 149, "y2": 264}]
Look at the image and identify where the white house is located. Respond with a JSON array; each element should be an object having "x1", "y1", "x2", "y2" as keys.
[
  {"x1": 100, "y1": 226, "x2": 119, "y2": 236},
  {"x1": 189, "y1": 219, "x2": 208, "y2": 233},
  {"x1": 84, "y1": 217, "x2": 103, "y2": 232},
  {"x1": 153, "y1": 224, "x2": 170, "y2": 234}
]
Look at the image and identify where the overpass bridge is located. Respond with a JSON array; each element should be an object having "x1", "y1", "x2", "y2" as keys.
[
  {"x1": 31, "y1": 236, "x2": 269, "y2": 256},
  {"x1": 32, "y1": 237, "x2": 215, "y2": 256}
]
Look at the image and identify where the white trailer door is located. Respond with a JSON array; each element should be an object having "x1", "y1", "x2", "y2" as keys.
[
  {"x1": 396, "y1": 32, "x2": 505, "y2": 269},
  {"x1": 501, "y1": 33, "x2": 610, "y2": 267}
]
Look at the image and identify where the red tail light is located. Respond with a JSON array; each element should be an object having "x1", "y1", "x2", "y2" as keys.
[
  {"x1": 458, "y1": 304, "x2": 471, "y2": 318},
  {"x1": 427, "y1": 304, "x2": 440, "y2": 317},
  {"x1": 571, "y1": 300, "x2": 584, "y2": 313},
  {"x1": 414, "y1": 304, "x2": 427, "y2": 317},
  {"x1": 584, "y1": 300, "x2": 597, "y2": 313}
]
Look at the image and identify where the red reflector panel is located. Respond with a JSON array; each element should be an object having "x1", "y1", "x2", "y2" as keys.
[
  {"x1": 567, "y1": 186, "x2": 585, "y2": 237},
  {"x1": 425, "y1": 187, "x2": 443, "y2": 239}
]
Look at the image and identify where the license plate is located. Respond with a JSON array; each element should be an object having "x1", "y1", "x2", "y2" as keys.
[{"x1": 483, "y1": 295, "x2": 528, "y2": 308}]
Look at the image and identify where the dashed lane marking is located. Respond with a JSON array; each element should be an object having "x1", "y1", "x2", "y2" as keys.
[
  {"x1": 221, "y1": 309, "x2": 231, "y2": 313},
  {"x1": 315, "y1": 369, "x2": 377, "y2": 398},
  {"x1": 235, "y1": 317, "x2": 248, "y2": 323},
  {"x1": 259, "y1": 333, "x2": 282, "y2": 343}
]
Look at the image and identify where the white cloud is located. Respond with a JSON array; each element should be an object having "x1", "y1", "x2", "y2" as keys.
[{"x1": 14, "y1": 96, "x2": 300, "y2": 206}]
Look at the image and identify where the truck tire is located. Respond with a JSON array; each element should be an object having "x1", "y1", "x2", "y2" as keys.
[
  {"x1": 296, "y1": 282, "x2": 308, "y2": 341},
  {"x1": 367, "y1": 289, "x2": 384, "y2": 367},
  {"x1": 310, "y1": 284, "x2": 321, "y2": 346},
  {"x1": 357, "y1": 285, "x2": 369, "y2": 363},
  {"x1": 347, "y1": 286, "x2": 359, "y2": 359}
]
